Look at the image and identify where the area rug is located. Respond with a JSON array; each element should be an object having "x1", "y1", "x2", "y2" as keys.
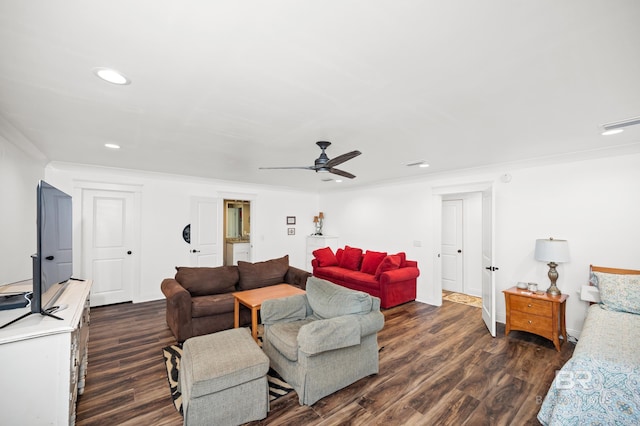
[
  {"x1": 162, "y1": 343, "x2": 294, "y2": 415},
  {"x1": 442, "y1": 291, "x2": 482, "y2": 308}
]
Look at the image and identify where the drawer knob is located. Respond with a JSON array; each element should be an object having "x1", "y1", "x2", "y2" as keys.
[
  {"x1": 528, "y1": 320, "x2": 532, "y2": 324},
  {"x1": 527, "y1": 303, "x2": 532, "y2": 307}
]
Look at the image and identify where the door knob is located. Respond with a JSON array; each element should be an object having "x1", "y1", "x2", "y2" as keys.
[
  {"x1": 127, "y1": 251, "x2": 132, "y2": 255},
  {"x1": 191, "y1": 249, "x2": 201, "y2": 253},
  {"x1": 457, "y1": 249, "x2": 462, "y2": 253}
]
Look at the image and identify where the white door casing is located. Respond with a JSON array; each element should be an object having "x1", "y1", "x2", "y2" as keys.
[
  {"x1": 81, "y1": 188, "x2": 136, "y2": 306},
  {"x1": 189, "y1": 197, "x2": 221, "y2": 267},
  {"x1": 442, "y1": 199, "x2": 463, "y2": 292},
  {"x1": 481, "y1": 186, "x2": 497, "y2": 337}
]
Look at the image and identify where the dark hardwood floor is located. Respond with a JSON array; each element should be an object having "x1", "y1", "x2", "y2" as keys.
[{"x1": 76, "y1": 298, "x2": 574, "y2": 426}]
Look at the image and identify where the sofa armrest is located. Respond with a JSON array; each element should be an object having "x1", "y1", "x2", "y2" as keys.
[
  {"x1": 284, "y1": 266, "x2": 312, "y2": 289},
  {"x1": 261, "y1": 294, "x2": 308, "y2": 325},
  {"x1": 356, "y1": 309, "x2": 385, "y2": 337},
  {"x1": 379, "y1": 266, "x2": 420, "y2": 284},
  {"x1": 298, "y1": 316, "x2": 361, "y2": 355},
  {"x1": 161, "y1": 278, "x2": 192, "y2": 342}
]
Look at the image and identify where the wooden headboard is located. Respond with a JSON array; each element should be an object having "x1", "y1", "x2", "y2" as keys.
[{"x1": 591, "y1": 265, "x2": 640, "y2": 275}]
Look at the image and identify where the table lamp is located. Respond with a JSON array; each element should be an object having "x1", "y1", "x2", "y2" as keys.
[{"x1": 534, "y1": 238, "x2": 570, "y2": 296}]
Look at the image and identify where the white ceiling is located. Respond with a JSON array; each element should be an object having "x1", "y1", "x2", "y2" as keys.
[{"x1": 1, "y1": 1, "x2": 639, "y2": 190}]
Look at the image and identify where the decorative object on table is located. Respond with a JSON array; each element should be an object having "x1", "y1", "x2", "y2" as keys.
[
  {"x1": 313, "y1": 211, "x2": 324, "y2": 235},
  {"x1": 527, "y1": 283, "x2": 538, "y2": 292},
  {"x1": 516, "y1": 281, "x2": 528, "y2": 289},
  {"x1": 287, "y1": 227, "x2": 295, "y2": 235},
  {"x1": 286, "y1": 216, "x2": 296, "y2": 225},
  {"x1": 182, "y1": 224, "x2": 190, "y2": 244},
  {"x1": 534, "y1": 237, "x2": 570, "y2": 296}
]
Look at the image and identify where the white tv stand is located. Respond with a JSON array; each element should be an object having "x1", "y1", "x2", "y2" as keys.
[{"x1": 0, "y1": 280, "x2": 92, "y2": 425}]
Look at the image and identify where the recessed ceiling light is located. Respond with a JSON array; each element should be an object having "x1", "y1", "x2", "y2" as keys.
[
  {"x1": 406, "y1": 160, "x2": 429, "y2": 168},
  {"x1": 93, "y1": 68, "x2": 131, "y2": 85},
  {"x1": 601, "y1": 128, "x2": 624, "y2": 136},
  {"x1": 104, "y1": 143, "x2": 120, "y2": 149}
]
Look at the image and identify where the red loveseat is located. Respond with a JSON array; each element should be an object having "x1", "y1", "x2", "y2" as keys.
[{"x1": 311, "y1": 246, "x2": 419, "y2": 309}]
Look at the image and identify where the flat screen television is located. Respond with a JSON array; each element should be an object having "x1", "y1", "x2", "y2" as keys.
[{"x1": 1, "y1": 180, "x2": 73, "y2": 328}]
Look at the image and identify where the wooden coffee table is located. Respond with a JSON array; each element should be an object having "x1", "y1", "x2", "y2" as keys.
[{"x1": 233, "y1": 284, "x2": 306, "y2": 342}]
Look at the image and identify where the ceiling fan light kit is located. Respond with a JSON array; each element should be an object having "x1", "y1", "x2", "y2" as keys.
[{"x1": 259, "y1": 141, "x2": 361, "y2": 179}]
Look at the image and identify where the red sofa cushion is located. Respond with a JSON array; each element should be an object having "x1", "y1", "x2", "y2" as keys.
[
  {"x1": 393, "y1": 252, "x2": 407, "y2": 268},
  {"x1": 312, "y1": 247, "x2": 338, "y2": 267},
  {"x1": 339, "y1": 246, "x2": 363, "y2": 271},
  {"x1": 360, "y1": 250, "x2": 387, "y2": 275},
  {"x1": 375, "y1": 254, "x2": 401, "y2": 279}
]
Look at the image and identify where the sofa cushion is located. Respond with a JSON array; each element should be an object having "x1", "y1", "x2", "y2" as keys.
[
  {"x1": 393, "y1": 252, "x2": 408, "y2": 268},
  {"x1": 191, "y1": 293, "x2": 236, "y2": 318},
  {"x1": 175, "y1": 266, "x2": 239, "y2": 296},
  {"x1": 237, "y1": 255, "x2": 289, "y2": 290},
  {"x1": 375, "y1": 255, "x2": 402, "y2": 279},
  {"x1": 343, "y1": 270, "x2": 380, "y2": 291},
  {"x1": 306, "y1": 277, "x2": 372, "y2": 319},
  {"x1": 360, "y1": 250, "x2": 387, "y2": 275},
  {"x1": 339, "y1": 246, "x2": 363, "y2": 271},
  {"x1": 335, "y1": 248, "x2": 344, "y2": 264},
  {"x1": 266, "y1": 318, "x2": 315, "y2": 361},
  {"x1": 313, "y1": 266, "x2": 347, "y2": 282},
  {"x1": 312, "y1": 247, "x2": 338, "y2": 267}
]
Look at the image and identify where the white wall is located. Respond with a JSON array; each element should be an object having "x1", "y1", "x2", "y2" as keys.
[
  {"x1": 0, "y1": 133, "x2": 45, "y2": 284},
  {"x1": 320, "y1": 151, "x2": 640, "y2": 337},
  {"x1": 44, "y1": 163, "x2": 319, "y2": 303}
]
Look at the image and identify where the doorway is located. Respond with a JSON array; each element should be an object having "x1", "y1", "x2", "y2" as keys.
[
  {"x1": 441, "y1": 194, "x2": 482, "y2": 297},
  {"x1": 433, "y1": 181, "x2": 496, "y2": 336},
  {"x1": 223, "y1": 199, "x2": 251, "y2": 265}
]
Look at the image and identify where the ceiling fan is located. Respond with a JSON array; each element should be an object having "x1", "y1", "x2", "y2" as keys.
[{"x1": 259, "y1": 141, "x2": 362, "y2": 179}]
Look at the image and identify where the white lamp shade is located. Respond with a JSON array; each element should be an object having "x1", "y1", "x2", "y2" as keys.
[{"x1": 534, "y1": 239, "x2": 570, "y2": 263}]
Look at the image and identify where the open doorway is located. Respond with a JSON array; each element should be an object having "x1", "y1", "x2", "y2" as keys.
[
  {"x1": 441, "y1": 193, "x2": 482, "y2": 297},
  {"x1": 433, "y1": 181, "x2": 496, "y2": 336},
  {"x1": 223, "y1": 199, "x2": 251, "y2": 265}
]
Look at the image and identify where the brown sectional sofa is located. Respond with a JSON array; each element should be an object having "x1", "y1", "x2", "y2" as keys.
[{"x1": 160, "y1": 255, "x2": 311, "y2": 342}]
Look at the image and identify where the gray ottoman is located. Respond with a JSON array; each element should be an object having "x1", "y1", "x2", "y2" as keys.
[{"x1": 179, "y1": 328, "x2": 270, "y2": 426}]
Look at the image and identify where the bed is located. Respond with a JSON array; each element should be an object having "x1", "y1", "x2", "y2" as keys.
[{"x1": 538, "y1": 265, "x2": 640, "y2": 425}]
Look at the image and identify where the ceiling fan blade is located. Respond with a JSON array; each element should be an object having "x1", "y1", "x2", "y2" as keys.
[
  {"x1": 328, "y1": 168, "x2": 356, "y2": 179},
  {"x1": 259, "y1": 166, "x2": 315, "y2": 170},
  {"x1": 325, "y1": 150, "x2": 361, "y2": 168}
]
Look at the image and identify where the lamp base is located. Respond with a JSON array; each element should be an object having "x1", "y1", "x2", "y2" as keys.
[
  {"x1": 546, "y1": 261, "x2": 562, "y2": 296},
  {"x1": 546, "y1": 284, "x2": 561, "y2": 297}
]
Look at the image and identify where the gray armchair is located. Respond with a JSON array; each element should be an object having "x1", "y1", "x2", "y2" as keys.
[{"x1": 261, "y1": 276, "x2": 385, "y2": 405}]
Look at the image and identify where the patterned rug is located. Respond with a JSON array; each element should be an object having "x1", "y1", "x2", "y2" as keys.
[
  {"x1": 442, "y1": 291, "x2": 482, "y2": 308},
  {"x1": 162, "y1": 343, "x2": 294, "y2": 415}
]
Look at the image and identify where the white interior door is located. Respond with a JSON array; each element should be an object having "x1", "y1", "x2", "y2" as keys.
[
  {"x1": 190, "y1": 197, "x2": 221, "y2": 266},
  {"x1": 82, "y1": 189, "x2": 135, "y2": 306},
  {"x1": 442, "y1": 199, "x2": 463, "y2": 292},
  {"x1": 481, "y1": 187, "x2": 497, "y2": 337}
]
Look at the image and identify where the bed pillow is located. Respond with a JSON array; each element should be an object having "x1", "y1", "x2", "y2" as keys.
[
  {"x1": 313, "y1": 247, "x2": 338, "y2": 267},
  {"x1": 593, "y1": 271, "x2": 640, "y2": 314},
  {"x1": 339, "y1": 246, "x2": 363, "y2": 271},
  {"x1": 360, "y1": 250, "x2": 387, "y2": 275}
]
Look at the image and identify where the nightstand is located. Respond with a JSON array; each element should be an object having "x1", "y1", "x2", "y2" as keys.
[{"x1": 503, "y1": 286, "x2": 569, "y2": 351}]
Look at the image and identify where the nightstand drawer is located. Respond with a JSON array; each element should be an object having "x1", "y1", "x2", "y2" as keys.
[
  {"x1": 510, "y1": 295, "x2": 552, "y2": 317},
  {"x1": 510, "y1": 313, "x2": 553, "y2": 337}
]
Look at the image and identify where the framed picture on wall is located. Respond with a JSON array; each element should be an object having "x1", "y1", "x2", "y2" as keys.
[
  {"x1": 287, "y1": 228, "x2": 295, "y2": 235},
  {"x1": 286, "y1": 216, "x2": 296, "y2": 225}
]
